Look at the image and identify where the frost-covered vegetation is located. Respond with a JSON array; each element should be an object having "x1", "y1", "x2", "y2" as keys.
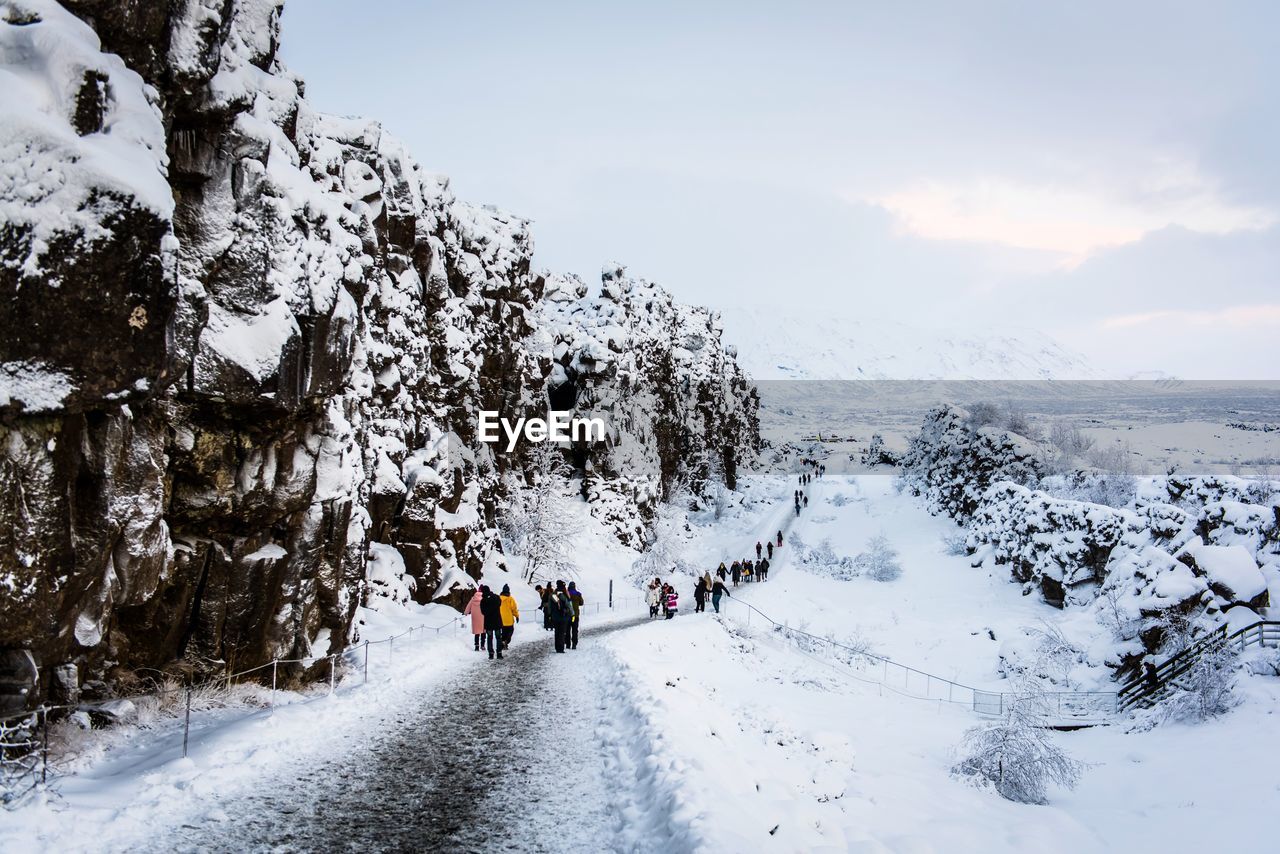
[
  {"x1": 901, "y1": 404, "x2": 1275, "y2": 687},
  {"x1": 952, "y1": 681, "x2": 1084, "y2": 804}
]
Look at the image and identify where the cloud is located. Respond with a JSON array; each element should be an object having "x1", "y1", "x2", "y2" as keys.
[
  {"x1": 866, "y1": 167, "x2": 1275, "y2": 263},
  {"x1": 1101, "y1": 304, "x2": 1280, "y2": 330}
]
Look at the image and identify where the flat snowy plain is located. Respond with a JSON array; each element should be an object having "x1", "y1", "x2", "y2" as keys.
[{"x1": 2, "y1": 476, "x2": 1277, "y2": 853}]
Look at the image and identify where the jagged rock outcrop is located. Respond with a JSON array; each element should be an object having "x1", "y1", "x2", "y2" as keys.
[
  {"x1": 0, "y1": 0, "x2": 758, "y2": 706},
  {"x1": 898, "y1": 404, "x2": 1043, "y2": 522},
  {"x1": 902, "y1": 406, "x2": 1272, "y2": 678}
]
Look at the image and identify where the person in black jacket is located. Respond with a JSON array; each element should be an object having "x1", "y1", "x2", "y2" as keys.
[
  {"x1": 479, "y1": 585, "x2": 504, "y2": 660},
  {"x1": 551, "y1": 580, "x2": 573, "y2": 653},
  {"x1": 693, "y1": 577, "x2": 708, "y2": 613}
]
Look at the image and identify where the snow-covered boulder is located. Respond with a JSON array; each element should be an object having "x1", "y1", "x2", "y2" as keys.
[{"x1": 1178, "y1": 543, "x2": 1269, "y2": 610}]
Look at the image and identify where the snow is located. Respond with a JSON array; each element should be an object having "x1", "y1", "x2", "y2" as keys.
[
  {"x1": 242, "y1": 543, "x2": 287, "y2": 561},
  {"x1": 197, "y1": 297, "x2": 300, "y2": 384},
  {"x1": 1184, "y1": 542, "x2": 1267, "y2": 601},
  {"x1": 720, "y1": 305, "x2": 1106, "y2": 381},
  {"x1": 3, "y1": 474, "x2": 1278, "y2": 851},
  {"x1": 0, "y1": 0, "x2": 173, "y2": 279},
  {"x1": 0, "y1": 360, "x2": 75, "y2": 411}
]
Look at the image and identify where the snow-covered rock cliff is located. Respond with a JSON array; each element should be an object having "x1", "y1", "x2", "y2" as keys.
[{"x1": 0, "y1": 0, "x2": 758, "y2": 707}]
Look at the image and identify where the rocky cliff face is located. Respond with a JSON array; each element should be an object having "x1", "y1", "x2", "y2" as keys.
[{"x1": 0, "y1": 0, "x2": 758, "y2": 709}]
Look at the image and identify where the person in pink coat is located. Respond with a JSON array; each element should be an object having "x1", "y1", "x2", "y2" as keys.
[{"x1": 463, "y1": 588, "x2": 485, "y2": 651}]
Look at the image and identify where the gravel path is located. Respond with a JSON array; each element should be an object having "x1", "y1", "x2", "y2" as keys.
[{"x1": 162, "y1": 617, "x2": 650, "y2": 853}]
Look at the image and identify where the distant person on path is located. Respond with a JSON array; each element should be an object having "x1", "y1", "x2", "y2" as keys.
[
  {"x1": 499, "y1": 584, "x2": 520, "y2": 650},
  {"x1": 766, "y1": 541, "x2": 774, "y2": 560},
  {"x1": 731, "y1": 561, "x2": 741, "y2": 587},
  {"x1": 464, "y1": 588, "x2": 485, "y2": 651},
  {"x1": 702, "y1": 570, "x2": 715, "y2": 593},
  {"x1": 480, "y1": 585, "x2": 504, "y2": 660},
  {"x1": 743, "y1": 559, "x2": 753, "y2": 583},
  {"x1": 694, "y1": 577, "x2": 708, "y2": 612},
  {"x1": 665, "y1": 586, "x2": 679, "y2": 619},
  {"x1": 661, "y1": 583, "x2": 671, "y2": 617},
  {"x1": 711, "y1": 579, "x2": 730, "y2": 613},
  {"x1": 803, "y1": 494, "x2": 809, "y2": 508},
  {"x1": 646, "y1": 580, "x2": 662, "y2": 618},
  {"x1": 777, "y1": 530, "x2": 784, "y2": 547},
  {"x1": 758, "y1": 557, "x2": 769, "y2": 581},
  {"x1": 716, "y1": 562, "x2": 728, "y2": 581},
  {"x1": 1144, "y1": 661, "x2": 1160, "y2": 693},
  {"x1": 755, "y1": 541, "x2": 762, "y2": 559},
  {"x1": 567, "y1": 581, "x2": 584, "y2": 649}
]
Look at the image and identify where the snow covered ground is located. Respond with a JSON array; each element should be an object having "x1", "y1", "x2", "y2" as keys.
[{"x1": 3, "y1": 474, "x2": 1277, "y2": 852}]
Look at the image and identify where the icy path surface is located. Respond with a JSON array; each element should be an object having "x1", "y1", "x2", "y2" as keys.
[{"x1": 159, "y1": 618, "x2": 651, "y2": 853}]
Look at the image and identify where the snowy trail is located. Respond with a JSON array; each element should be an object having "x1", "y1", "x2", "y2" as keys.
[{"x1": 157, "y1": 617, "x2": 651, "y2": 853}]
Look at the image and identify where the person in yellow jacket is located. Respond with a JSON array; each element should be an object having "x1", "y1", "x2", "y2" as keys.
[{"x1": 499, "y1": 584, "x2": 520, "y2": 651}]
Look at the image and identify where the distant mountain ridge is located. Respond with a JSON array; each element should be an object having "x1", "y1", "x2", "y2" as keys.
[{"x1": 719, "y1": 306, "x2": 1107, "y2": 381}]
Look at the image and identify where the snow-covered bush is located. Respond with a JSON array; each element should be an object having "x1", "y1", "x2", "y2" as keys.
[
  {"x1": 1150, "y1": 642, "x2": 1241, "y2": 724},
  {"x1": 629, "y1": 495, "x2": 698, "y2": 584},
  {"x1": 797, "y1": 538, "x2": 860, "y2": 580},
  {"x1": 940, "y1": 530, "x2": 969, "y2": 556},
  {"x1": 859, "y1": 535, "x2": 902, "y2": 582},
  {"x1": 999, "y1": 623, "x2": 1085, "y2": 688},
  {"x1": 860, "y1": 433, "x2": 898, "y2": 467},
  {"x1": 952, "y1": 683, "x2": 1084, "y2": 804}
]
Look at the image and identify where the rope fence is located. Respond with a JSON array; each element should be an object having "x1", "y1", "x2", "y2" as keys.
[
  {"x1": 717, "y1": 585, "x2": 1118, "y2": 722},
  {"x1": 1, "y1": 591, "x2": 650, "y2": 807}
]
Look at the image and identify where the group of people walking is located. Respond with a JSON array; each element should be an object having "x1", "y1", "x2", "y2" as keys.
[
  {"x1": 535, "y1": 580, "x2": 584, "y2": 652},
  {"x1": 646, "y1": 579, "x2": 682, "y2": 619},
  {"x1": 463, "y1": 584, "x2": 520, "y2": 660},
  {"x1": 465, "y1": 579, "x2": 586, "y2": 658},
  {"x1": 466, "y1": 462, "x2": 824, "y2": 657},
  {"x1": 723, "y1": 551, "x2": 770, "y2": 587}
]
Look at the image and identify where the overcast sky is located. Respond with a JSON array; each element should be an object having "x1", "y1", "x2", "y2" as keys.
[{"x1": 280, "y1": 1, "x2": 1278, "y2": 378}]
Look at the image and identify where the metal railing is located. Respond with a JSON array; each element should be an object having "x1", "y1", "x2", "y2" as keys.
[{"x1": 1117, "y1": 620, "x2": 1280, "y2": 711}]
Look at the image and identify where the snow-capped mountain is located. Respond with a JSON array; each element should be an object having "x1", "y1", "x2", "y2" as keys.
[{"x1": 719, "y1": 306, "x2": 1106, "y2": 381}]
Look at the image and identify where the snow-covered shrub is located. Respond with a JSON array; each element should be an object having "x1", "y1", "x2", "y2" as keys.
[
  {"x1": 952, "y1": 683, "x2": 1084, "y2": 804},
  {"x1": 629, "y1": 496, "x2": 697, "y2": 584},
  {"x1": 829, "y1": 492, "x2": 852, "y2": 507},
  {"x1": 797, "y1": 537, "x2": 860, "y2": 580},
  {"x1": 1049, "y1": 421, "x2": 1095, "y2": 458},
  {"x1": 999, "y1": 623, "x2": 1084, "y2": 688},
  {"x1": 965, "y1": 402, "x2": 1002, "y2": 429},
  {"x1": 1144, "y1": 642, "x2": 1241, "y2": 725},
  {"x1": 860, "y1": 433, "x2": 898, "y2": 467},
  {"x1": 940, "y1": 530, "x2": 970, "y2": 556},
  {"x1": 859, "y1": 535, "x2": 902, "y2": 582}
]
